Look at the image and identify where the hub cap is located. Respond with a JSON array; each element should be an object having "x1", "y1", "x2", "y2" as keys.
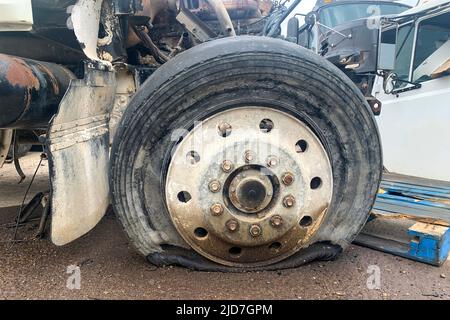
[{"x1": 165, "y1": 107, "x2": 333, "y2": 267}]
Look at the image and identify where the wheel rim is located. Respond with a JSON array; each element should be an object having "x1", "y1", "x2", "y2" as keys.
[{"x1": 165, "y1": 107, "x2": 333, "y2": 267}]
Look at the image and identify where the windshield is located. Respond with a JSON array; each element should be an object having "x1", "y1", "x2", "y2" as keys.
[{"x1": 318, "y1": 3, "x2": 409, "y2": 28}]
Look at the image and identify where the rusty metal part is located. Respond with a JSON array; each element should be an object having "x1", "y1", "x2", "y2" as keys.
[
  {"x1": 169, "y1": 33, "x2": 192, "y2": 58},
  {"x1": 283, "y1": 195, "x2": 296, "y2": 208},
  {"x1": 12, "y1": 131, "x2": 26, "y2": 183},
  {"x1": 204, "y1": 0, "x2": 236, "y2": 36},
  {"x1": 176, "y1": 5, "x2": 217, "y2": 42},
  {"x1": 109, "y1": 65, "x2": 137, "y2": 145},
  {"x1": 0, "y1": 54, "x2": 75, "y2": 129},
  {"x1": 186, "y1": 0, "x2": 264, "y2": 20},
  {"x1": 226, "y1": 219, "x2": 239, "y2": 232},
  {"x1": 165, "y1": 107, "x2": 333, "y2": 267},
  {"x1": 267, "y1": 155, "x2": 278, "y2": 168},
  {"x1": 218, "y1": 122, "x2": 232, "y2": 137},
  {"x1": 70, "y1": 0, "x2": 128, "y2": 62},
  {"x1": 210, "y1": 203, "x2": 224, "y2": 216},
  {"x1": 127, "y1": 0, "x2": 177, "y2": 47},
  {"x1": 36, "y1": 193, "x2": 51, "y2": 239},
  {"x1": 270, "y1": 215, "x2": 283, "y2": 228},
  {"x1": 244, "y1": 150, "x2": 254, "y2": 163},
  {"x1": 228, "y1": 168, "x2": 273, "y2": 213},
  {"x1": 221, "y1": 160, "x2": 234, "y2": 173},
  {"x1": 97, "y1": 0, "x2": 128, "y2": 62},
  {"x1": 281, "y1": 172, "x2": 295, "y2": 186},
  {"x1": 136, "y1": 0, "x2": 178, "y2": 22},
  {"x1": 132, "y1": 25, "x2": 169, "y2": 64},
  {"x1": 209, "y1": 180, "x2": 222, "y2": 193},
  {"x1": 368, "y1": 97, "x2": 382, "y2": 116},
  {"x1": 249, "y1": 224, "x2": 262, "y2": 237},
  {"x1": 0, "y1": 129, "x2": 12, "y2": 168}
]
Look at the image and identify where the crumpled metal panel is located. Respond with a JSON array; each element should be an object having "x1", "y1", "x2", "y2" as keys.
[
  {"x1": 47, "y1": 66, "x2": 116, "y2": 246},
  {"x1": 70, "y1": 0, "x2": 103, "y2": 61}
]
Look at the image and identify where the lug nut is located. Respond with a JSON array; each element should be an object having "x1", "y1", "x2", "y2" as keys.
[
  {"x1": 244, "y1": 150, "x2": 254, "y2": 163},
  {"x1": 270, "y1": 215, "x2": 283, "y2": 228},
  {"x1": 267, "y1": 156, "x2": 278, "y2": 168},
  {"x1": 210, "y1": 203, "x2": 224, "y2": 216},
  {"x1": 218, "y1": 122, "x2": 232, "y2": 137},
  {"x1": 222, "y1": 160, "x2": 234, "y2": 173},
  {"x1": 226, "y1": 219, "x2": 239, "y2": 232},
  {"x1": 282, "y1": 172, "x2": 295, "y2": 186},
  {"x1": 249, "y1": 224, "x2": 262, "y2": 237},
  {"x1": 209, "y1": 180, "x2": 221, "y2": 193},
  {"x1": 118, "y1": 95, "x2": 127, "y2": 104},
  {"x1": 283, "y1": 195, "x2": 296, "y2": 208}
]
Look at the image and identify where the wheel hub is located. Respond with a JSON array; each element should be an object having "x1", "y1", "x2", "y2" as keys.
[
  {"x1": 165, "y1": 107, "x2": 333, "y2": 267},
  {"x1": 228, "y1": 167, "x2": 274, "y2": 213}
]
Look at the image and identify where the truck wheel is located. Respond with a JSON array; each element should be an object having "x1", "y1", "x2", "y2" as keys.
[{"x1": 110, "y1": 36, "x2": 382, "y2": 270}]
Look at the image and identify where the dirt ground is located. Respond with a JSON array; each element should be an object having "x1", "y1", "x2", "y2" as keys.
[{"x1": 0, "y1": 153, "x2": 448, "y2": 300}]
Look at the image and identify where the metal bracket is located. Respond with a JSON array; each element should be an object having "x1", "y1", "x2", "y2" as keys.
[{"x1": 176, "y1": 7, "x2": 216, "y2": 42}]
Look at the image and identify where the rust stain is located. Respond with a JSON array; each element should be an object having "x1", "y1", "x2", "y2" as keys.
[
  {"x1": 301, "y1": 205, "x2": 329, "y2": 244},
  {"x1": 0, "y1": 54, "x2": 40, "y2": 90},
  {"x1": 37, "y1": 64, "x2": 60, "y2": 95}
]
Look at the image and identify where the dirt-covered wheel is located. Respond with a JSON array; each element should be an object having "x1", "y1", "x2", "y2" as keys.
[{"x1": 110, "y1": 36, "x2": 382, "y2": 271}]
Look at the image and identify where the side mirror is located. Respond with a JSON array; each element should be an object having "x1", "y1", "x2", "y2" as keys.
[
  {"x1": 378, "y1": 43, "x2": 396, "y2": 71},
  {"x1": 286, "y1": 16, "x2": 299, "y2": 43},
  {"x1": 305, "y1": 12, "x2": 317, "y2": 26},
  {"x1": 383, "y1": 72, "x2": 397, "y2": 94},
  {"x1": 377, "y1": 28, "x2": 397, "y2": 71}
]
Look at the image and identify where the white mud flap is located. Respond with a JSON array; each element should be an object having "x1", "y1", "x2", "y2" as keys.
[{"x1": 48, "y1": 66, "x2": 116, "y2": 246}]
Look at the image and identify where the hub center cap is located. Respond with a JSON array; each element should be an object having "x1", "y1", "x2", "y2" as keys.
[{"x1": 228, "y1": 168, "x2": 274, "y2": 213}]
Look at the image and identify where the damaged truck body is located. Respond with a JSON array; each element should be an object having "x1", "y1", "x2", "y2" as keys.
[{"x1": 0, "y1": 0, "x2": 382, "y2": 271}]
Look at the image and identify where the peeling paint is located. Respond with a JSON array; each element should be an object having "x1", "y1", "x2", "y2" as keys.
[
  {"x1": 1, "y1": 54, "x2": 39, "y2": 89},
  {"x1": 71, "y1": 0, "x2": 103, "y2": 61}
]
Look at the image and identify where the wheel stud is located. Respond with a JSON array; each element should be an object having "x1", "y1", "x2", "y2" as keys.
[
  {"x1": 267, "y1": 156, "x2": 278, "y2": 168},
  {"x1": 222, "y1": 160, "x2": 234, "y2": 173},
  {"x1": 282, "y1": 172, "x2": 295, "y2": 186},
  {"x1": 249, "y1": 225, "x2": 262, "y2": 237},
  {"x1": 218, "y1": 122, "x2": 232, "y2": 137},
  {"x1": 209, "y1": 180, "x2": 221, "y2": 193},
  {"x1": 283, "y1": 195, "x2": 296, "y2": 208},
  {"x1": 226, "y1": 219, "x2": 239, "y2": 232},
  {"x1": 270, "y1": 215, "x2": 283, "y2": 228},
  {"x1": 244, "y1": 150, "x2": 254, "y2": 163},
  {"x1": 210, "y1": 203, "x2": 224, "y2": 216}
]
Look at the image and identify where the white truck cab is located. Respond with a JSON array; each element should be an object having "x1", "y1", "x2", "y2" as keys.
[{"x1": 374, "y1": 0, "x2": 450, "y2": 181}]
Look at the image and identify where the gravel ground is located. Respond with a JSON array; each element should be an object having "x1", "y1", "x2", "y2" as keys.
[{"x1": 0, "y1": 153, "x2": 448, "y2": 300}]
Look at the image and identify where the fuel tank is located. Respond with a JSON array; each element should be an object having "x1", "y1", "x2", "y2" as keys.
[{"x1": 0, "y1": 54, "x2": 75, "y2": 129}]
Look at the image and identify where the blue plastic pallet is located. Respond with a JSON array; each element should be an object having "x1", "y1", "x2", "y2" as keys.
[{"x1": 355, "y1": 173, "x2": 450, "y2": 266}]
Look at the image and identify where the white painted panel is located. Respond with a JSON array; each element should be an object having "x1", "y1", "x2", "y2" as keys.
[
  {"x1": 373, "y1": 76, "x2": 450, "y2": 182},
  {"x1": 0, "y1": 0, "x2": 33, "y2": 31}
]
